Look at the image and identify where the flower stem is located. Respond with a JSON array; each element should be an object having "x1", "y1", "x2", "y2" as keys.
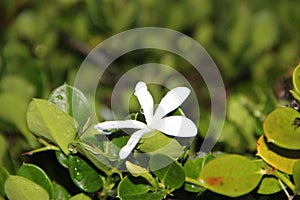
[
  {"x1": 272, "y1": 170, "x2": 295, "y2": 192},
  {"x1": 185, "y1": 177, "x2": 204, "y2": 187}
]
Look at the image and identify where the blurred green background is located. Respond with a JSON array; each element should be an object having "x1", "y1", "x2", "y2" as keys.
[{"x1": 0, "y1": 0, "x2": 299, "y2": 173}]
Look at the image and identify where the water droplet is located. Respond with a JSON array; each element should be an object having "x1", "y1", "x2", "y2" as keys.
[
  {"x1": 56, "y1": 94, "x2": 64, "y2": 100},
  {"x1": 76, "y1": 158, "x2": 81, "y2": 164},
  {"x1": 140, "y1": 108, "x2": 144, "y2": 114},
  {"x1": 75, "y1": 171, "x2": 83, "y2": 181},
  {"x1": 68, "y1": 144, "x2": 78, "y2": 154}
]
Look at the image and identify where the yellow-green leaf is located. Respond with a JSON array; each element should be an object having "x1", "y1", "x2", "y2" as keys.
[
  {"x1": 256, "y1": 136, "x2": 300, "y2": 174},
  {"x1": 26, "y1": 99, "x2": 77, "y2": 155},
  {"x1": 199, "y1": 154, "x2": 263, "y2": 197},
  {"x1": 4, "y1": 175, "x2": 49, "y2": 200},
  {"x1": 264, "y1": 107, "x2": 300, "y2": 150}
]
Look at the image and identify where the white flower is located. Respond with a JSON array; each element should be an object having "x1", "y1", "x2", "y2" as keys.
[{"x1": 94, "y1": 81, "x2": 197, "y2": 159}]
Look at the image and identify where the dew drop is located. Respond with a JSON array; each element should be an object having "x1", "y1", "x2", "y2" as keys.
[
  {"x1": 68, "y1": 144, "x2": 78, "y2": 154},
  {"x1": 75, "y1": 171, "x2": 83, "y2": 181}
]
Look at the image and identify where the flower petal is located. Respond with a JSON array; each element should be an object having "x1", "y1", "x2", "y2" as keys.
[
  {"x1": 151, "y1": 116, "x2": 197, "y2": 137},
  {"x1": 134, "y1": 81, "x2": 154, "y2": 125},
  {"x1": 119, "y1": 128, "x2": 151, "y2": 159},
  {"x1": 94, "y1": 120, "x2": 147, "y2": 134},
  {"x1": 153, "y1": 87, "x2": 190, "y2": 121}
]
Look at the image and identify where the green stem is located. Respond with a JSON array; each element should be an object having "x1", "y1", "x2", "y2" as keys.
[
  {"x1": 272, "y1": 170, "x2": 295, "y2": 192},
  {"x1": 185, "y1": 177, "x2": 204, "y2": 187},
  {"x1": 23, "y1": 145, "x2": 60, "y2": 155}
]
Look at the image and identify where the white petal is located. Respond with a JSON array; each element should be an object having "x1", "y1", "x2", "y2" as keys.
[
  {"x1": 119, "y1": 128, "x2": 151, "y2": 159},
  {"x1": 151, "y1": 116, "x2": 197, "y2": 137},
  {"x1": 94, "y1": 120, "x2": 147, "y2": 134},
  {"x1": 134, "y1": 81, "x2": 154, "y2": 125},
  {"x1": 153, "y1": 87, "x2": 190, "y2": 121}
]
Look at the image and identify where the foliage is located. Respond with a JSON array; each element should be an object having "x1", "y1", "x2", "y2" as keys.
[{"x1": 0, "y1": 0, "x2": 300, "y2": 199}]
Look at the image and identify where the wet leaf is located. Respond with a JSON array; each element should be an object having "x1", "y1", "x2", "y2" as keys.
[
  {"x1": 68, "y1": 155, "x2": 103, "y2": 192},
  {"x1": 199, "y1": 154, "x2": 263, "y2": 197},
  {"x1": 149, "y1": 153, "x2": 185, "y2": 189},
  {"x1": 55, "y1": 151, "x2": 69, "y2": 168},
  {"x1": 17, "y1": 164, "x2": 53, "y2": 199},
  {"x1": 118, "y1": 176, "x2": 164, "y2": 200},
  {"x1": 264, "y1": 107, "x2": 300, "y2": 150},
  {"x1": 4, "y1": 175, "x2": 49, "y2": 200},
  {"x1": 49, "y1": 84, "x2": 93, "y2": 133},
  {"x1": 256, "y1": 135, "x2": 300, "y2": 174},
  {"x1": 26, "y1": 99, "x2": 77, "y2": 155}
]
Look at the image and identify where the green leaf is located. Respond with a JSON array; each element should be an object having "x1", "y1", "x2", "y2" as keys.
[
  {"x1": 26, "y1": 99, "x2": 78, "y2": 155},
  {"x1": 293, "y1": 160, "x2": 300, "y2": 193},
  {"x1": 69, "y1": 193, "x2": 91, "y2": 200},
  {"x1": 264, "y1": 107, "x2": 300, "y2": 150},
  {"x1": 69, "y1": 142, "x2": 113, "y2": 175},
  {"x1": 55, "y1": 151, "x2": 69, "y2": 168},
  {"x1": 49, "y1": 84, "x2": 93, "y2": 132},
  {"x1": 199, "y1": 154, "x2": 263, "y2": 197},
  {"x1": 183, "y1": 155, "x2": 213, "y2": 193},
  {"x1": 0, "y1": 93, "x2": 38, "y2": 147},
  {"x1": 149, "y1": 154, "x2": 185, "y2": 189},
  {"x1": 118, "y1": 176, "x2": 164, "y2": 200},
  {"x1": 256, "y1": 135, "x2": 300, "y2": 174},
  {"x1": 138, "y1": 131, "x2": 184, "y2": 159},
  {"x1": 257, "y1": 136, "x2": 299, "y2": 174},
  {"x1": 257, "y1": 177, "x2": 282, "y2": 195},
  {"x1": 0, "y1": 167, "x2": 9, "y2": 197},
  {"x1": 292, "y1": 63, "x2": 300, "y2": 94},
  {"x1": 17, "y1": 163, "x2": 53, "y2": 199},
  {"x1": 68, "y1": 155, "x2": 103, "y2": 192},
  {"x1": 125, "y1": 161, "x2": 157, "y2": 188},
  {"x1": 4, "y1": 175, "x2": 50, "y2": 200},
  {"x1": 53, "y1": 182, "x2": 71, "y2": 200}
]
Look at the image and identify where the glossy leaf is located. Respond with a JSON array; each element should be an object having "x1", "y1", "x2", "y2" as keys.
[
  {"x1": 257, "y1": 177, "x2": 282, "y2": 195},
  {"x1": 69, "y1": 142, "x2": 112, "y2": 175},
  {"x1": 0, "y1": 167, "x2": 9, "y2": 197},
  {"x1": 4, "y1": 175, "x2": 50, "y2": 200},
  {"x1": 69, "y1": 193, "x2": 91, "y2": 200},
  {"x1": 293, "y1": 160, "x2": 300, "y2": 193},
  {"x1": 55, "y1": 151, "x2": 69, "y2": 168},
  {"x1": 264, "y1": 107, "x2": 300, "y2": 150},
  {"x1": 118, "y1": 176, "x2": 164, "y2": 200},
  {"x1": 199, "y1": 154, "x2": 263, "y2": 197},
  {"x1": 138, "y1": 131, "x2": 184, "y2": 159},
  {"x1": 256, "y1": 135, "x2": 300, "y2": 174},
  {"x1": 149, "y1": 154, "x2": 185, "y2": 189},
  {"x1": 17, "y1": 163, "x2": 53, "y2": 199},
  {"x1": 68, "y1": 155, "x2": 103, "y2": 192},
  {"x1": 26, "y1": 99, "x2": 77, "y2": 155},
  {"x1": 49, "y1": 84, "x2": 93, "y2": 132},
  {"x1": 53, "y1": 182, "x2": 71, "y2": 200}
]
